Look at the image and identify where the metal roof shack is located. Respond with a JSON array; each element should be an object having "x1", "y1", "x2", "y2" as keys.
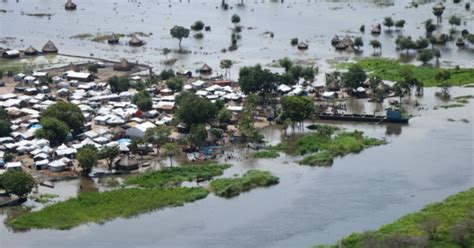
[{"x1": 64, "y1": 71, "x2": 94, "y2": 82}]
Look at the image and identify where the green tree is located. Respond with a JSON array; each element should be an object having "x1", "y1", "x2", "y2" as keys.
[
  {"x1": 467, "y1": 34, "x2": 474, "y2": 45},
  {"x1": 166, "y1": 77, "x2": 184, "y2": 92},
  {"x1": 231, "y1": 14, "x2": 241, "y2": 25},
  {"x1": 383, "y1": 17, "x2": 394, "y2": 31},
  {"x1": 108, "y1": 76, "x2": 130, "y2": 93},
  {"x1": 144, "y1": 125, "x2": 171, "y2": 152},
  {"x1": 77, "y1": 145, "x2": 98, "y2": 175},
  {"x1": 395, "y1": 19, "x2": 406, "y2": 31},
  {"x1": 35, "y1": 118, "x2": 69, "y2": 146},
  {"x1": 175, "y1": 92, "x2": 217, "y2": 127},
  {"x1": 187, "y1": 124, "x2": 208, "y2": 148},
  {"x1": 42, "y1": 101, "x2": 85, "y2": 131},
  {"x1": 99, "y1": 146, "x2": 119, "y2": 170},
  {"x1": 449, "y1": 16, "x2": 461, "y2": 31},
  {"x1": 281, "y1": 96, "x2": 315, "y2": 125},
  {"x1": 354, "y1": 37, "x2": 363, "y2": 50},
  {"x1": 217, "y1": 108, "x2": 232, "y2": 125},
  {"x1": 0, "y1": 119, "x2": 11, "y2": 137},
  {"x1": 191, "y1": 20, "x2": 205, "y2": 32},
  {"x1": 341, "y1": 64, "x2": 367, "y2": 89},
  {"x1": 369, "y1": 40, "x2": 382, "y2": 53},
  {"x1": 417, "y1": 49, "x2": 434, "y2": 65},
  {"x1": 425, "y1": 19, "x2": 436, "y2": 35},
  {"x1": 220, "y1": 59, "x2": 233, "y2": 78},
  {"x1": 435, "y1": 70, "x2": 451, "y2": 96},
  {"x1": 87, "y1": 63, "x2": 100, "y2": 74},
  {"x1": 160, "y1": 69, "x2": 175, "y2": 80},
  {"x1": 396, "y1": 36, "x2": 416, "y2": 55},
  {"x1": 170, "y1": 25, "x2": 190, "y2": 52},
  {"x1": 161, "y1": 142, "x2": 181, "y2": 167},
  {"x1": 278, "y1": 57, "x2": 293, "y2": 72},
  {"x1": 415, "y1": 37, "x2": 429, "y2": 50},
  {"x1": 0, "y1": 170, "x2": 35, "y2": 198},
  {"x1": 433, "y1": 49, "x2": 441, "y2": 64},
  {"x1": 132, "y1": 91, "x2": 152, "y2": 111},
  {"x1": 238, "y1": 64, "x2": 279, "y2": 100}
]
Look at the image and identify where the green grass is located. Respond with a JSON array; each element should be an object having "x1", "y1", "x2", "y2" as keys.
[
  {"x1": 252, "y1": 149, "x2": 280, "y2": 158},
  {"x1": 282, "y1": 127, "x2": 386, "y2": 166},
  {"x1": 334, "y1": 188, "x2": 474, "y2": 248},
  {"x1": 8, "y1": 187, "x2": 209, "y2": 230},
  {"x1": 338, "y1": 58, "x2": 474, "y2": 87},
  {"x1": 210, "y1": 170, "x2": 279, "y2": 198},
  {"x1": 435, "y1": 95, "x2": 473, "y2": 110},
  {"x1": 124, "y1": 164, "x2": 230, "y2": 188},
  {"x1": 33, "y1": 193, "x2": 59, "y2": 204}
]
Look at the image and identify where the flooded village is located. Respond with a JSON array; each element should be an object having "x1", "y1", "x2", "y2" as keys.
[{"x1": 0, "y1": 0, "x2": 473, "y2": 248}]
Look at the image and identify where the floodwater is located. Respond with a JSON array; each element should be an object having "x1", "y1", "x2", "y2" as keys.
[
  {"x1": 1, "y1": 0, "x2": 473, "y2": 79},
  {"x1": 1, "y1": 87, "x2": 473, "y2": 248}
]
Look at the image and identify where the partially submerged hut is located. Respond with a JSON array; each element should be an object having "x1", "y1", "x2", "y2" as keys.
[
  {"x1": 371, "y1": 24, "x2": 381, "y2": 35},
  {"x1": 432, "y1": 2, "x2": 445, "y2": 16},
  {"x1": 107, "y1": 34, "x2": 120, "y2": 44},
  {"x1": 115, "y1": 155, "x2": 139, "y2": 171},
  {"x1": 199, "y1": 63, "x2": 212, "y2": 74},
  {"x1": 434, "y1": 32, "x2": 448, "y2": 44},
  {"x1": 42, "y1": 40, "x2": 58, "y2": 53},
  {"x1": 65, "y1": 0, "x2": 77, "y2": 11},
  {"x1": 326, "y1": 80, "x2": 341, "y2": 91},
  {"x1": 24, "y1": 45, "x2": 38, "y2": 56},
  {"x1": 331, "y1": 35, "x2": 340, "y2": 45},
  {"x1": 297, "y1": 42, "x2": 309, "y2": 50},
  {"x1": 67, "y1": 62, "x2": 80, "y2": 72},
  {"x1": 129, "y1": 36, "x2": 144, "y2": 47},
  {"x1": 342, "y1": 35, "x2": 353, "y2": 47},
  {"x1": 456, "y1": 38, "x2": 465, "y2": 47},
  {"x1": 335, "y1": 42, "x2": 347, "y2": 50},
  {"x1": 113, "y1": 59, "x2": 132, "y2": 71}
]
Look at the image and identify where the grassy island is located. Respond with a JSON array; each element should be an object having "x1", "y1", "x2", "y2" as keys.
[
  {"x1": 125, "y1": 164, "x2": 230, "y2": 188},
  {"x1": 338, "y1": 58, "x2": 474, "y2": 87},
  {"x1": 210, "y1": 170, "x2": 279, "y2": 198},
  {"x1": 315, "y1": 188, "x2": 474, "y2": 248},
  {"x1": 282, "y1": 127, "x2": 386, "y2": 166},
  {"x1": 252, "y1": 149, "x2": 280, "y2": 158},
  {"x1": 8, "y1": 187, "x2": 209, "y2": 230}
]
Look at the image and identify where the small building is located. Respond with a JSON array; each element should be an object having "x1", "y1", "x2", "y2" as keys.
[
  {"x1": 24, "y1": 45, "x2": 39, "y2": 56},
  {"x1": 371, "y1": 24, "x2": 381, "y2": 35},
  {"x1": 331, "y1": 35, "x2": 340, "y2": 45},
  {"x1": 65, "y1": 0, "x2": 77, "y2": 10},
  {"x1": 5, "y1": 162, "x2": 22, "y2": 171},
  {"x1": 48, "y1": 160, "x2": 66, "y2": 172},
  {"x1": 113, "y1": 59, "x2": 132, "y2": 71},
  {"x1": 64, "y1": 71, "x2": 94, "y2": 82},
  {"x1": 297, "y1": 42, "x2": 309, "y2": 50},
  {"x1": 107, "y1": 34, "x2": 120, "y2": 44},
  {"x1": 125, "y1": 122, "x2": 155, "y2": 138},
  {"x1": 115, "y1": 155, "x2": 139, "y2": 171},
  {"x1": 199, "y1": 64, "x2": 212, "y2": 74},
  {"x1": 129, "y1": 36, "x2": 144, "y2": 47},
  {"x1": 42, "y1": 40, "x2": 58, "y2": 53},
  {"x1": 2, "y1": 50, "x2": 20, "y2": 59}
]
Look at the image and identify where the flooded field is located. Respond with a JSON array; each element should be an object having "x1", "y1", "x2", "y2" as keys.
[
  {"x1": 1, "y1": 87, "x2": 473, "y2": 248},
  {"x1": 1, "y1": 0, "x2": 473, "y2": 79}
]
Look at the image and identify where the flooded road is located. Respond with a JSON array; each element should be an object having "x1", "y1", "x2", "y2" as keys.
[
  {"x1": 1, "y1": 88, "x2": 473, "y2": 248},
  {"x1": 1, "y1": 0, "x2": 473, "y2": 79}
]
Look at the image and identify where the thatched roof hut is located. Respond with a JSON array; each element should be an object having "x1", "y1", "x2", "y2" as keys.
[
  {"x1": 113, "y1": 59, "x2": 132, "y2": 71},
  {"x1": 434, "y1": 32, "x2": 448, "y2": 44},
  {"x1": 24, "y1": 45, "x2": 38, "y2": 56},
  {"x1": 67, "y1": 62, "x2": 80, "y2": 72},
  {"x1": 456, "y1": 38, "x2": 465, "y2": 47},
  {"x1": 326, "y1": 80, "x2": 340, "y2": 91},
  {"x1": 342, "y1": 35, "x2": 353, "y2": 47},
  {"x1": 115, "y1": 155, "x2": 139, "y2": 171},
  {"x1": 297, "y1": 41, "x2": 309, "y2": 50},
  {"x1": 331, "y1": 35, "x2": 340, "y2": 45},
  {"x1": 199, "y1": 63, "x2": 212, "y2": 74},
  {"x1": 371, "y1": 24, "x2": 381, "y2": 35},
  {"x1": 129, "y1": 36, "x2": 144, "y2": 47},
  {"x1": 65, "y1": 0, "x2": 77, "y2": 11},
  {"x1": 432, "y1": 2, "x2": 445, "y2": 15},
  {"x1": 107, "y1": 34, "x2": 119, "y2": 44},
  {"x1": 335, "y1": 41, "x2": 347, "y2": 50},
  {"x1": 42, "y1": 40, "x2": 58, "y2": 53}
]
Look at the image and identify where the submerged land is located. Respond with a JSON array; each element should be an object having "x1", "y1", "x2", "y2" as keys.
[{"x1": 0, "y1": 0, "x2": 473, "y2": 247}]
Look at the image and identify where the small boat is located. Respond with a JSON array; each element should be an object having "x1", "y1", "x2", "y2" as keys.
[{"x1": 187, "y1": 153, "x2": 196, "y2": 161}]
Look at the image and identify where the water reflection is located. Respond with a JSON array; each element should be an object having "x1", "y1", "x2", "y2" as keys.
[{"x1": 385, "y1": 123, "x2": 402, "y2": 135}]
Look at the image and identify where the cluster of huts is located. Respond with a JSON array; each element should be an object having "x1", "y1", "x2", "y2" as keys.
[
  {"x1": 1, "y1": 41, "x2": 58, "y2": 59},
  {"x1": 331, "y1": 35, "x2": 355, "y2": 52},
  {"x1": 0, "y1": 62, "x2": 247, "y2": 174}
]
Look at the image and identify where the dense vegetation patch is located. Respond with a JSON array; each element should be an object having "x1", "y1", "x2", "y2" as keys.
[
  {"x1": 252, "y1": 149, "x2": 280, "y2": 158},
  {"x1": 282, "y1": 127, "x2": 386, "y2": 166},
  {"x1": 338, "y1": 58, "x2": 474, "y2": 87},
  {"x1": 435, "y1": 95, "x2": 474, "y2": 110},
  {"x1": 8, "y1": 187, "x2": 208, "y2": 230},
  {"x1": 324, "y1": 188, "x2": 474, "y2": 248},
  {"x1": 210, "y1": 170, "x2": 279, "y2": 198},
  {"x1": 125, "y1": 164, "x2": 230, "y2": 188}
]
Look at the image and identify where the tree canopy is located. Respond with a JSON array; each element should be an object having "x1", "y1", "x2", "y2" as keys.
[
  {"x1": 0, "y1": 170, "x2": 35, "y2": 198},
  {"x1": 231, "y1": 14, "x2": 241, "y2": 24},
  {"x1": 281, "y1": 96, "x2": 315, "y2": 124},
  {"x1": 166, "y1": 77, "x2": 184, "y2": 92},
  {"x1": 191, "y1": 20, "x2": 205, "y2": 31},
  {"x1": 99, "y1": 146, "x2": 119, "y2": 170},
  {"x1": 35, "y1": 117, "x2": 69, "y2": 146},
  {"x1": 417, "y1": 49, "x2": 434, "y2": 65},
  {"x1": 175, "y1": 92, "x2": 217, "y2": 127},
  {"x1": 170, "y1": 25, "x2": 190, "y2": 51},
  {"x1": 383, "y1": 17, "x2": 394, "y2": 30},
  {"x1": 77, "y1": 145, "x2": 98, "y2": 174},
  {"x1": 341, "y1": 64, "x2": 367, "y2": 89},
  {"x1": 238, "y1": 64, "x2": 279, "y2": 97},
  {"x1": 187, "y1": 124, "x2": 208, "y2": 148},
  {"x1": 108, "y1": 76, "x2": 130, "y2": 93},
  {"x1": 144, "y1": 125, "x2": 171, "y2": 148},
  {"x1": 132, "y1": 91, "x2": 152, "y2": 111},
  {"x1": 42, "y1": 101, "x2": 85, "y2": 131}
]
